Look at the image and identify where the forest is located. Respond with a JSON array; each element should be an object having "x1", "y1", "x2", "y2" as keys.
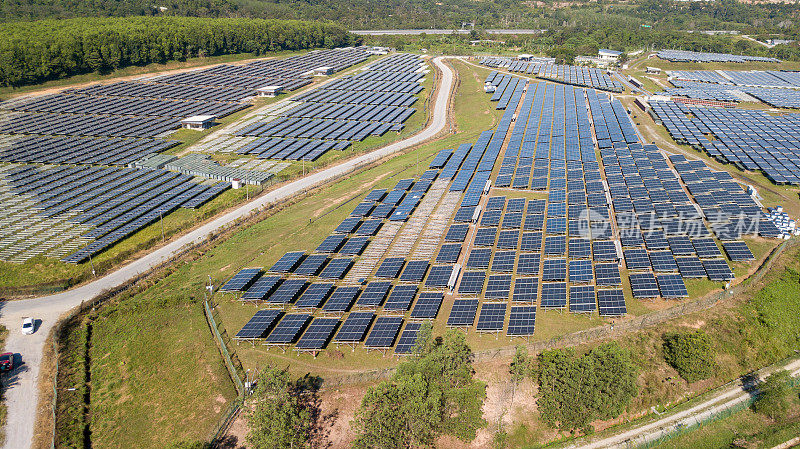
[{"x1": 0, "y1": 17, "x2": 356, "y2": 87}]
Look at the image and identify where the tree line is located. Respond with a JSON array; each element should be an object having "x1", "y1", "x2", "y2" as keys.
[{"x1": 0, "y1": 16, "x2": 357, "y2": 87}]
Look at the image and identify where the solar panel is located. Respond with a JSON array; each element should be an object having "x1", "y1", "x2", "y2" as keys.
[
  {"x1": 355, "y1": 219, "x2": 382, "y2": 236},
  {"x1": 722, "y1": 241, "x2": 755, "y2": 261},
  {"x1": 437, "y1": 244, "x2": 462, "y2": 263},
  {"x1": 395, "y1": 323, "x2": 423, "y2": 354},
  {"x1": 410, "y1": 292, "x2": 443, "y2": 319},
  {"x1": 318, "y1": 258, "x2": 352, "y2": 279},
  {"x1": 474, "y1": 227, "x2": 497, "y2": 246},
  {"x1": 624, "y1": 248, "x2": 651, "y2": 270},
  {"x1": 266, "y1": 278, "x2": 307, "y2": 304},
  {"x1": 569, "y1": 285, "x2": 596, "y2": 313},
  {"x1": 375, "y1": 257, "x2": 405, "y2": 278},
  {"x1": 447, "y1": 299, "x2": 479, "y2": 327},
  {"x1": 675, "y1": 256, "x2": 707, "y2": 278},
  {"x1": 294, "y1": 283, "x2": 334, "y2": 308},
  {"x1": 693, "y1": 238, "x2": 723, "y2": 258},
  {"x1": 497, "y1": 230, "x2": 520, "y2": 249},
  {"x1": 269, "y1": 252, "x2": 305, "y2": 273},
  {"x1": 454, "y1": 206, "x2": 476, "y2": 222},
  {"x1": 235, "y1": 309, "x2": 282, "y2": 339},
  {"x1": 516, "y1": 253, "x2": 541, "y2": 275},
  {"x1": 476, "y1": 302, "x2": 506, "y2": 332},
  {"x1": 507, "y1": 198, "x2": 526, "y2": 212},
  {"x1": 512, "y1": 277, "x2": 538, "y2": 302},
  {"x1": 265, "y1": 314, "x2": 310, "y2": 344},
  {"x1": 568, "y1": 238, "x2": 591, "y2": 259},
  {"x1": 445, "y1": 224, "x2": 470, "y2": 242},
  {"x1": 486, "y1": 196, "x2": 506, "y2": 210},
  {"x1": 667, "y1": 236, "x2": 695, "y2": 256},
  {"x1": 544, "y1": 236, "x2": 566, "y2": 255},
  {"x1": 220, "y1": 268, "x2": 261, "y2": 291},
  {"x1": 295, "y1": 318, "x2": 339, "y2": 350},
  {"x1": 569, "y1": 260, "x2": 594, "y2": 283},
  {"x1": 629, "y1": 273, "x2": 659, "y2": 298},
  {"x1": 541, "y1": 282, "x2": 567, "y2": 309},
  {"x1": 597, "y1": 289, "x2": 627, "y2": 316},
  {"x1": 315, "y1": 234, "x2": 347, "y2": 253},
  {"x1": 364, "y1": 316, "x2": 403, "y2": 348},
  {"x1": 592, "y1": 240, "x2": 618, "y2": 261},
  {"x1": 294, "y1": 254, "x2": 329, "y2": 276},
  {"x1": 339, "y1": 236, "x2": 369, "y2": 255},
  {"x1": 656, "y1": 274, "x2": 689, "y2": 298},
  {"x1": 322, "y1": 286, "x2": 360, "y2": 312},
  {"x1": 356, "y1": 281, "x2": 392, "y2": 307},
  {"x1": 383, "y1": 285, "x2": 417, "y2": 312},
  {"x1": 467, "y1": 248, "x2": 492, "y2": 269},
  {"x1": 425, "y1": 265, "x2": 453, "y2": 288},
  {"x1": 335, "y1": 216, "x2": 361, "y2": 234},
  {"x1": 241, "y1": 275, "x2": 282, "y2": 300},
  {"x1": 485, "y1": 274, "x2": 512, "y2": 299},
  {"x1": 481, "y1": 209, "x2": 503, "y2": 227},
  {"x1": 703, "y1": 258, "x2": 735, "y2": 281},
  {"x1": 594, "y1": 263, "x2": 622, "y2": 286},
  {"x1": 491, "y1": 251, "x2": 516, "y2": 272},
  {"x1": 458, "y1": 271, "x2": 486, "y2": 294},
  {"x1": 334, "y1": 311, "x2": 374, "y2": 342},
  {"x1": 542, "y1": 259, "x2": 567, "y2": 281},
  {"x1": 507, "y1": 305, "x2": 536, "y2": 336},
  {"x1": 649, "y1": 251, "x2": 678, "y2": 272},
  {"x1": 520, "y1": 232, "x2": 542, "y2": 251},
  {"x1": 545, "y1": 217, "x2": 567, "y2": 235},
  {"x1": 400, "y1": 260, "x2": 429, "y2": 282}
]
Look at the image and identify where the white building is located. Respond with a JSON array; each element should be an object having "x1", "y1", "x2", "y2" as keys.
[
  {"x1": 256, "y1": 85, "x2": 283, "y2": 97},
  {"x1": 598, "y1": 49, "x2": 623, "y2": 62},
  {"x1": 180, "y1": 115, "x2": 215, "y2": 130}
]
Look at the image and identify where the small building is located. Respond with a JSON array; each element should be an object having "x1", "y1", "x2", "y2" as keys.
[
  {"x1": 645, "y1": 66, "x2": 662, "y2": 74},
  {"x1": 598, "y1": 49, "x2": 623, "y2": 62},
  {"x1": 312, "y1": 66, "x2": 334, "y2": 76},
  {"x1": 180, "y1": 115, "x2": 215, "y2": 130},
  {"x1": 484, "y1": 83, "x2": 496, "y2": 93},
  {"x1": 256, "y1": 85, "x2": 283, "y2": 97}
]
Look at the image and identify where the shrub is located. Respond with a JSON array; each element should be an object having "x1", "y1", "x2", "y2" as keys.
[{"x1": 662, "y1": 330, "x2": 715, "y2": 383}]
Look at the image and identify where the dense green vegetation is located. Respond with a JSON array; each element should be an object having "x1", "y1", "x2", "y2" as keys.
[
  {"x1": 753, "y1": 370, "x2": 793, "y2": 420},
  {"x1": 662, "y1": 330, "x2": 715, "y2": 383},
  {"x1": 352, "y1": 326, "x2": 486, "y2": 448},
  {"x1": 0, "y1": 16, "x2": 355, "y2": 87},
  {"x1": 534, "y1": 342, "x2": 638, "y2": 433},
  {"x1": 246, "y1": 366, "x2": 318, "y2": 449}
]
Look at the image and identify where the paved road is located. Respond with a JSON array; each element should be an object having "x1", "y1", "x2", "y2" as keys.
[
  {"x1": 0, "y1": 56, "x2": 455, "y2": 449},
  {"x1": 566, "y1": 358, "x2": 800, "y2": 449}
]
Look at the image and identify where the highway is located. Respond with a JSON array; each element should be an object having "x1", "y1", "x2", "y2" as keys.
[{"x1": 0, "y1": 56, "x2": 455, "y2": 449}]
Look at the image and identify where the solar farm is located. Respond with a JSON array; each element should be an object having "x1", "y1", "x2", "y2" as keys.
[
  {"x1": 480, "y1": 57, "x2": 623, "y2": 92},
  {"x1": 656, "y1": 69, "x2": 800, "y2": 108},
  {"x1": 217, "y1": 69, "x2": 779, "y2": 357},
  {"x1": 0, "y1": 48, "x2": 377, "y2": 264},
  {"x1": 195, "y1": 53, "x2": 427, "y2": 161}
]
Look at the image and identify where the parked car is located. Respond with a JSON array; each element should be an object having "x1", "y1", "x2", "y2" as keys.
[
  {"x1": 0, "y1": 353, "x2": 13, "y2": 372},
  {"x1": 21, "y1": 317, "x2": 35, "y2": 335}
]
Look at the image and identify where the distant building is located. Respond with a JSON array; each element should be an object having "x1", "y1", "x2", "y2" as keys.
[
  {"x1": 180, "y1": 115, "x2": 215, "y2": 130},
  {"x1": 312, "y1": 66, "x2": 334, "y2": 76},
  {"x1": 598, "y1": 49, "x2": 623, "y2": 62},
  {"x1": 256, "y1": 85, "x2": 283, "y2": 97},
  {"x1": 645, "y1": 66, "x2": 662, "y2": 74}
]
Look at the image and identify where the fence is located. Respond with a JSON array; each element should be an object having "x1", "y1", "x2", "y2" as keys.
[
  {"x1": 203, "y1": 297, "x2": 247, "y2": 447},
  {"x1": 633, "y1": 375, "x2": 800, "y2": 448}
]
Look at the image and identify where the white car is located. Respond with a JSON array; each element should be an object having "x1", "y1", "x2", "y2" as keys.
[{"x1": 21, "y1": 317, "x2": 35, "y2": 335}]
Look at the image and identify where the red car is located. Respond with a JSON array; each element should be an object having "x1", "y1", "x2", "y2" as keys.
[{"x1": 0, "y1": 352, "x2": 13, "y2": 372}]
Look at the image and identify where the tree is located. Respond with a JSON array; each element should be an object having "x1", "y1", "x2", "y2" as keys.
[
  {"x1": 534, "y1": 342, "x2": 638, "y2": 433},
  {"x1": 246, "y1": 366, "x2": 315, "y2": 449},
  {"x1": 662, "y1": 330, "x2": 715, "y2": 383},
  {"x1": 509, "y1": 345, "x2": 529, "y2": 401},
  {"x1": 352, "y1": 329, "x2": 486, "y2": 448},
  {"x1": 753, "y1": 370, "x2": 793, "y2": 420}
]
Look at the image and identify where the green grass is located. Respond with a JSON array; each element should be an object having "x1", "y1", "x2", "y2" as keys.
[
  {"x1": 649, "y1": 401, "x2": 800, "y2": 449},
  {"x1": 88, "y1": 296, "x2": 237, "y2": 449}
]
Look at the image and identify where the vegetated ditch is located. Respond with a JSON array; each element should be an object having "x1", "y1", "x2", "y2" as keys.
[{"x1": 54, "y1": 313, "x2": 93, "y2": 449}]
